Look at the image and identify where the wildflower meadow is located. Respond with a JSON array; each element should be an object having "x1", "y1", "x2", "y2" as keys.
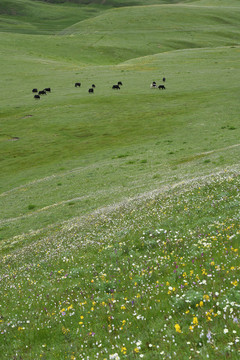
[{"x1": 0, "y1": 168, "x2": 239, "y2": 359}]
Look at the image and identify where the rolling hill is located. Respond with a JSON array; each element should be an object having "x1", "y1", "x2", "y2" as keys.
[{"x1": 0, "y1": 0, "x2": 239, "y2": 358}]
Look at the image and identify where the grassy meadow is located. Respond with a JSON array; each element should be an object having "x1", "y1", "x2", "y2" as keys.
[{"x1": 0, "y1": 0, "x2": 239, "y2": 359}]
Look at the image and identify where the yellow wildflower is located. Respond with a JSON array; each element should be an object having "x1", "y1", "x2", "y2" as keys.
[
  {"x1": 193, "y1": 317, "x2": 198, "y2": 326},
  {"x1": 174, "y1": 324, "x2": 182, "y2": 333},
  {"x1": 121, "y1": 347, "x2": 127, "y2": 354}
]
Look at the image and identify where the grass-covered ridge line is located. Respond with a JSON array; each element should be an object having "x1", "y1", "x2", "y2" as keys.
[
  {"x1": 60, "y1": 4, "x2": 240, "y2": 59},
  {"x1": 0, "y1": 169, "x2": 239, "y2": 359},
  {"x1": 29, "y1": 0, "x2": 240, "y2": 6},
  {"x1": 1, "y1": 0, "x2": 239, "y2": 35},
  {"x1": 0, "y1": 0, "x2": 106, "y2": 34}
]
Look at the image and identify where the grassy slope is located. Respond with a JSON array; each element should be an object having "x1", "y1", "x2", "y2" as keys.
[
  {"x1": 1, "y1": 0, "x2": 239, "y2": 35},
  {"x1": 1, "y1": 4, "x2": 239, "y2": 63},
  {"x1": 0, "y1": 45, "x2": 239, "y2": 239},
  {"x1": 0, "y1": 0, "x2": 199, "y2": 35},
  {"x1": 0, "y1": 0, "x2": 239, "y2": 239},
  {"x1": 0, "y1": 0, "x2": 108, "y2": 34},
  {"x1": 0, "y1": 169, "x2": 239, "y2": 359}
]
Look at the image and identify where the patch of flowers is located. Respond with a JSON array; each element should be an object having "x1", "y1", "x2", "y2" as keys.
[{"x1": 0, "y1": 170, "x2": 239, "y2": 359}]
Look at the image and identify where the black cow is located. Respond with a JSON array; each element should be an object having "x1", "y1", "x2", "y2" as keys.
[
  {"x1": 32, "y1": 88, "x2": 38, "y2": 93},
  {"x1": 38, "y1": 90, "x2": 47, "y2": 95},
  {"x1": 112, "y1": 85, "x2": 120, "y2": 90},
  {"x1": 88, "y1": 88, "x2": 94, "y2": 93},
  {"x1": 118, "y1": 81, "x2": 123, "y2": 86},
  {"x1": 158, "y1": 85, "x2": 166, "y2": 90},
  {"x1": 92, "y1": 84, "x2": 96, "y2": 88},
  {"x1": 34, "y1": 94, "x2": 40, "y2": 99},
  {"x1": 44, "y1": 88, "x2": 51, "y2": 92},
  {"x1": 150, "y1": 82, "x2": 157, "y2": 88},
  {"x1": 163, "y1": 77, "x2": 166, "y2": 82},
  {"x1": 75, "y1": 82, "x2": 81, "y2": 87}
]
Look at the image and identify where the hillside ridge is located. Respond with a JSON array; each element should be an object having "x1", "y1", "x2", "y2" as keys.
[{"x1": 1, "y1": 163, "x2": 239, "y2": 243}]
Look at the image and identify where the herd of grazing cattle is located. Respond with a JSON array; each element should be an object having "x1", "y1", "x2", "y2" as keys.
[
  {"x1": 33, "y1": 87, "x2": 51, "y2": 99},
  {"x1": 32, "y1": 78, "x2": 166, "y2": 99},
  {"x1": 150, "y1": 77, "x2": 166, "y2": 89}
]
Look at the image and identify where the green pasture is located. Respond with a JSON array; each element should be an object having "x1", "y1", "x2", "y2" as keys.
[
  {"x1": 0, "y1": 0, "x2": 240, "y2": 241},
  {"x1": 0, "y1": 1, "x2": 240, "y2": 357},
  {"x1": 0, "y1": 45, "x2": 239, "y2": 239}
]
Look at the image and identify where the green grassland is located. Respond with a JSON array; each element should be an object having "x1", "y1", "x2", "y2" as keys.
[
  {"x1": 0, "y1": 0, "x2": 240, "y2": 358},
  {"x1": 0, "y1": 45, "x2": 240, "y2": 239}
]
